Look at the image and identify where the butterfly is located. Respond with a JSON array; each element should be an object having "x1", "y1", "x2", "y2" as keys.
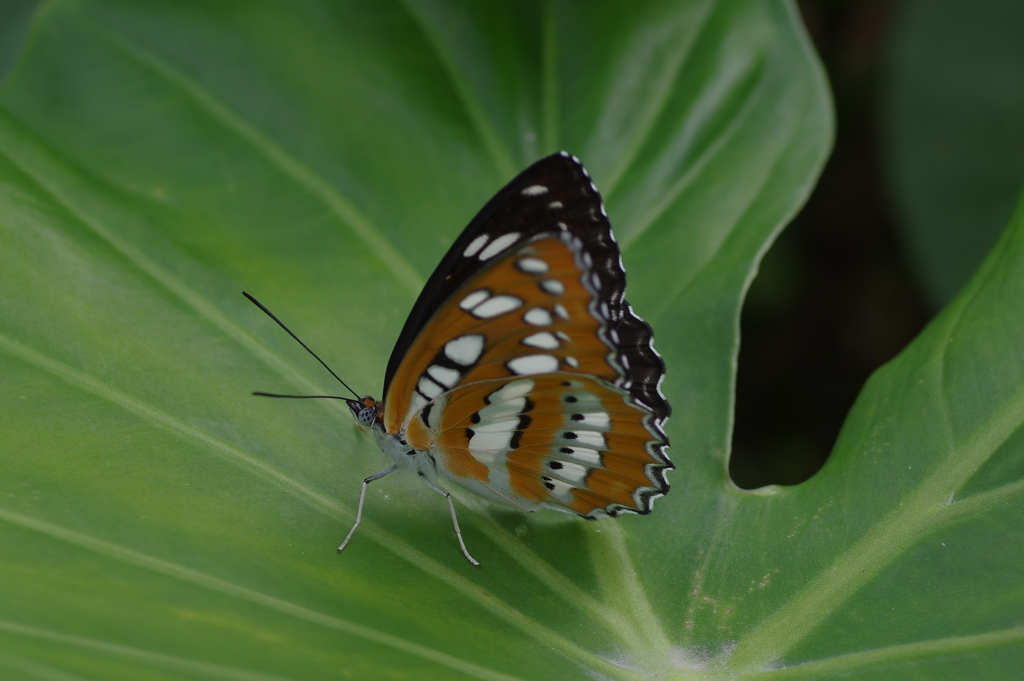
[{"x1": 246, "y1": 151, "x2": 671, "y2": 567}]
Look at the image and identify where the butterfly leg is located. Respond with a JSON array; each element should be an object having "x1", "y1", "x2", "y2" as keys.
[
  {"x1": 418, "y1": 473, "x2": 481, "y2": 568},
  {"x1": 337, "y1": 464, "x2": 398, "y2": 553}
]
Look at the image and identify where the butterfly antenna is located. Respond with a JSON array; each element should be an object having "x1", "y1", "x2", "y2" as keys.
[
  {"x1": 243, "y1": 291, "x2": 361, "y2": 400},
  {"x1": 252, "y1": 392, "x2": 349, "y2": 400}
]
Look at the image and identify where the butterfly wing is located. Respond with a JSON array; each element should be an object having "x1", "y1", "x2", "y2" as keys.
[{"x1": 383, "y1": 152, "x2": 671, "y2": 517}]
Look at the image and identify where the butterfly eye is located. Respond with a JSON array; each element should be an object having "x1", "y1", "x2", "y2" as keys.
[
  {"x1": 357, "y1": 407, "x2": 376, "y2": 427},
  {"x1": 344, "y1": 396, "x2": 379, "y2": 429}
]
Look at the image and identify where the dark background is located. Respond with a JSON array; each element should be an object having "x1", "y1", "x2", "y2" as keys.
[{"x1": 731, "y1": 0, "x2": 932, "y2": 488}]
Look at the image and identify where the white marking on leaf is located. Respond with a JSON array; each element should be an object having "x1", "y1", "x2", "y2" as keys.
[
  {"x1": 521, "y1": 184, "x2": 548, "y2": 196},
  {"x1": 508, "y1": 354, "x2": 559, "y2": 375},
  {"x1": 524, "y1": 308, "x2": 553, "y2": 326},
  {"x1": 444, "y1": 335, "x2": 484, "y2": 365},
  {"x1": 472, "y1": 295, "x2": 522, "y2": 318},
  {"x1": 517, "y1": 257, "x2": 548, "y2": 273},
  {"x1": 459, "y1": 289, "x2": 490, "y2": 310},
  {"x1": 522, "y1": 332, "x2": 559, "y2": 350},
  {"x1": 478, "y1": 232, "x2": 521, "y2": 260},
  {"x1": 463, "y1": 234, "x2": 488, "y2": 257}
]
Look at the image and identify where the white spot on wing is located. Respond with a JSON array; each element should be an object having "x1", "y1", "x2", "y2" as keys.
[
  {"x1": 508, "y1": 354, "x2": 559, "y2": 375},
  {"x1": 478, "y1": 232, "x2": 521, "y2": 260},
  {"x1": 427, "y1": 365, "x2": 460, "y2": 387},
  {"x1": 487, "y1": 379, "x2": 534, "y2": 404},
  {"x1": 463, "y1": 234, "x2": 488, "y2": 257},
  {"x1": 522, "y1": 332, "x2": 559, "y2": 350},
  {"x1": 549, "y1": 460, "x2": 589, "y2": 485},
  {"x1": 517, "y1": 257, "x2": 548, "y2": 273},
  {"x1": 572, "y1": 412, "x2": 610, "y2": 429},
  {"x1": 459, "y1": 289, "x2": 490, "y2": 310},
  {"x1": 418, "y1": 376, "x2": 443, "y2": 399},
  {"x1": 469, "y1": 418, "x2": 517, "y2": 455},
  {"x1": 558, "y1": 447, "x2": 602, "y2": 466},
  {"x1": 564, "y1": 356, "x2": 579, "y2": 368},
  {"x1": 474, "y1": 418, "x2": 520, "y2": 433},
  {"x1": 524, "y1": 308, "x2": 553, "y2": 326},
  {"x1": 540, "y1": 280, "x2": 564, "y2": 295},
  {"x1": 444, "y1": 335, "x2": 484, "y2": 365},
  {"x1": 408, "y1": 392, "x2": 428, "y2": 416},
  {"x1": 521, "y1": 184, "x2": 548, "y2": 196},
  {"x1": 566, "y1": 430, "x2": 605, "y2": 448},
  {"x1": 541, "y1": 475, "x2": 575, "y2": 501},
  {"x1": 478, "y1": 397, "x2": 526, "y2": 422},
  {"x1": 472, "y1": 294, "x2": 522, "y2": 318},
  {"x1": 554, "y1": 304, "x2": 570, "y2": 320},
  {"x1": 548, "y1": 201, "x2": 563, "y2": 210},
  {"x1": 468, "y1": 432, "x2": 507, "y2": 460}
]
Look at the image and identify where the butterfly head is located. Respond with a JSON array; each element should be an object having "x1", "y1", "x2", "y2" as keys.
[{"x1": 346, "y1": 396, "x2": 381, "y2": 431}]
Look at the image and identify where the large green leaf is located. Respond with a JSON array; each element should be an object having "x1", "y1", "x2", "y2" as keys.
[
  {"x1": 20, "y1": 0, "x2": 1024, "y2": 679},
  {"x1": 884, "y1": 0, "x2": 1024, "y2": 308}
]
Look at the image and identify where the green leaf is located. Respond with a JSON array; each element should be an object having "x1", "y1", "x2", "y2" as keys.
[
  {"x1": 884, "y1": 0, "x2": 1024, "y2": 308},
  {"x1": 42, "y1": 0, "x2": 1024, "y2": 679}
]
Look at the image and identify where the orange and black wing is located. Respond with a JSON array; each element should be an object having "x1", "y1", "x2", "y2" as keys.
[{"x1": 382, "y1": 152, "x2": 671, "y2": 516}]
